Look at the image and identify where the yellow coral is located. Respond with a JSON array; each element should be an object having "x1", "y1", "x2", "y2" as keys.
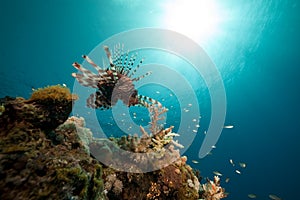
[
  {"x1": 29, "y1": 85, "x2": 77, "y2": 102},
  {"x1": 0, "y1": 104, "x2": 4, "y2": 116}
]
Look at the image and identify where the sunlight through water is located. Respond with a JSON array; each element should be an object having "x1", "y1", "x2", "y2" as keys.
[{"x1": 162, "y1": 0, "x2": 224, "y2": 43}]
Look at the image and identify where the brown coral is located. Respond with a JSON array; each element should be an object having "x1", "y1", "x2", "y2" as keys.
[
  {"x1": 0, "y1": 86, "x2": 103, "y2": 200},
  {"x1": 29, "y1": 84, "x2": 77, "y2": 102},
  {"x1": 0, "y1": 85, "x2": 77, "y2": 131}
]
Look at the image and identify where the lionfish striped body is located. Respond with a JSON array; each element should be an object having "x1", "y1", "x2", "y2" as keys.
[{"x1": 72, "y1": 45, "x2": 158, "y2": 109}]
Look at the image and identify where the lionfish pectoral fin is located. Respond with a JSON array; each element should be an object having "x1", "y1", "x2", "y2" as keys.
[
  {"x1": 72, "y1": 62, "x2": 101, "y2": 88},
  {"x1": 82, "y1": 55, "x2": 104, "y2": 73}
]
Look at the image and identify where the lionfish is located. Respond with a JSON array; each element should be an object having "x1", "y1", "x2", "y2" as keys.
[{"x1": 72, "y1": 45, "x2": 159, "y2": 109}]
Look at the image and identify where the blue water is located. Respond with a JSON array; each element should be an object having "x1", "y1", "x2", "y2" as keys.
[{"x1": 1, "y1": 0, "x2": 300, "y2": 199}]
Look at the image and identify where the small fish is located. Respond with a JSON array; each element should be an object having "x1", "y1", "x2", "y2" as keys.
[
  {"x1": 225, "y1": 178, "x2": 230, "y2": 183},
  {"x1": 239, "y1": 162, "x2": 246, "y2": 168},
  {"x1": 224, "y1": 125, "x2": 234, "y2": 129},
  {"x1": 269, "y1": 194, "x2": 282, "y2": 200},
  {"x1": 235, "y1": 169, "x2": 241, "y2": 174},
  {"x1": 62, "y1": 83, "x2": 67, "y2": 87},
  {"x1": 192, "y1": 160, "x2": 199, "y2": 164},
  {"x1": 192, "y1": 118, "x2": 197, "y2": 122},
  {"x1": 229, "y1": 159, "x2": 235, "y2": 166},
  {"x1": 204, "y1": 131, "x2": 207, "y2": 134},
  {"x1": 192, "y1": 130, "x2": 197, "y2": 133},
  {"x1": 248, "y1": 194, "x2": 257, "y2": 199},
  {"x1": 213, "y1": 171, "x2": 222, "y2": 176},
  {"x1": 211, "y1": 145, "x2": 216, "y2": 149},
  {"x1": 195, "y1": 124, "x2": 200, "y2": 128},
  {"x1": 156, "y1": 91, "x2": 160, "y2": 94},
  {"x1": 188, "y1": 103, "x2": 192, "y2": 107}
]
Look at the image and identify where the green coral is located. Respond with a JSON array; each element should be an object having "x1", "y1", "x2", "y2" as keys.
[{"x1": 30, "y1": 84, "x2": 77, "y2": 102}]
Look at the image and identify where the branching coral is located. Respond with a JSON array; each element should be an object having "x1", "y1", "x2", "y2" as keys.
[{"x1": 200, "y1": 176, "x2": 227, "y2": 200}]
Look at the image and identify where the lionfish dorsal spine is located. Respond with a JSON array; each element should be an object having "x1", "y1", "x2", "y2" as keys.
[
  {"x1": 103, "y1": 46, "x2": 119, "y2": 82},
  {"x1": 128, "y1": 58, "x2": 144, "y2": 78},
  {"x1": 132, "y1": 71, "x2": 152, "y2": 82},
  {"x1": 110, "y1": 65, "x2": 119, "y2": 82},
  {"x1": 104, "y1": 45, "x2": 113, "y2": 65},
  {"x1": 112, "y1": 43, "x2": 124, "y2": 65},
  {"x1": 123, "y1": 50, "x2": 129, "y2": 67}
]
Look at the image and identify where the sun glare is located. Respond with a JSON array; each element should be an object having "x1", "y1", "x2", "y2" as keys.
[{"x1": 163, "y1": 0, "x2": 223, "y2": 42}]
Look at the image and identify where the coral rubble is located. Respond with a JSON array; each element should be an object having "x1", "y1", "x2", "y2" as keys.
[{"x1": 0, "y1": 85, "x2": 227, "y2": 200}]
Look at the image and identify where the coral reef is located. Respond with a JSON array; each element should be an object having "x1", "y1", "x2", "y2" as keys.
[
  {"x1": 0, "y1": 85, "x2": 227, "y2": 200},
  {"x1": 0, "y1": 85, "x2": 77, "y2": 131},
  {"x1": 0, "y1": 85, "x2": 103, "y2": 200},
  {"x1": 87, "y1": 103, "x2": 226, "y2": 200},
  {"x1": 200, "y1": 176, "x2": 228, "y2": 200}
]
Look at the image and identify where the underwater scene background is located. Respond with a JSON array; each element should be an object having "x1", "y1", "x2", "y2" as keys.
[{"x1": 1, "y1": 0, "x2": 300, "y2": 199}]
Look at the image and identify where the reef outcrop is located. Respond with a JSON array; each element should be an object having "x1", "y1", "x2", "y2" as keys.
[
  {"x1": 0, "y1": 85, "x2": 227, "y2": 200},
  {"x1": 0, "y1": 85, "x2": 103, "y2": 200}
]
